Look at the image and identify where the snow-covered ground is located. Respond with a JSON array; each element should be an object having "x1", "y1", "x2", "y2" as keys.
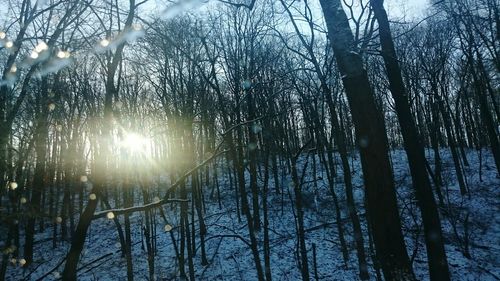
[{"x1": 4, "y1": 148, "x2": 499, "y2": 280}]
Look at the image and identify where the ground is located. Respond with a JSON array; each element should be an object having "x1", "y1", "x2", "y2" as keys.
[{"x1": 3, "y1": 148, "x2": 499, "y2": 280}]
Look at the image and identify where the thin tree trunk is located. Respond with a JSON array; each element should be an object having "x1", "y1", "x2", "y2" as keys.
[{"x1": 25, "y1": 77, "x2": 50, "y2": 265}]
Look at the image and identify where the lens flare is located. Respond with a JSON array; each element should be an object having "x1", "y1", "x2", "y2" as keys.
[{"x1": 121, "y1": 133, "x2": 149, "y2": 154}]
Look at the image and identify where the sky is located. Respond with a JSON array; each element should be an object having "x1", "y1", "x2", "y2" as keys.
[
  {"x1": 0, "y1": 0, "x2": 430, "y2": 29},
  {"x1": 1, "y1": 0, "x2": 431, "y2": 45},
  {"x1": 144, "y1": 0, "x2": 431, "y2": 21},
  {"x1": 386, "y1": 0, "x2": 430, "y2": 20}
]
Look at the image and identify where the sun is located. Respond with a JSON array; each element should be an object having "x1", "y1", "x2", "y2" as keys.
[{"x1": 121, "y1": 132, "x2": 149, "y2": 153}]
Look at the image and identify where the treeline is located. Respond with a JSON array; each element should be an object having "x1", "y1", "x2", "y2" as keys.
[{"x1": 0, "y1": 0, "x2": 498, "y2": 280}]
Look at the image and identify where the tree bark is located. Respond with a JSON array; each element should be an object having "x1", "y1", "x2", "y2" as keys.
[
  {"x1": 370, "y1": 1, "x2": 451, "y2": 280},
  {"x1": 319, "y1": 1, "x2": 415, "y2": 279}
]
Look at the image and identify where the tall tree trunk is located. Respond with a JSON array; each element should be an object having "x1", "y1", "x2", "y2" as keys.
[
  {"x1": 471, "y1": 53, "x2": 500, "y2": 176},
  {"x1": 325, "y1": 92, "x2": 369, "y2": 279},
  {"x1": 62, "y1": 2, "x2": 135, "y2": 278},
  {"x1": 291, "y1": 149, "x2": 310, "y2": 281},
  {"x1": 246, "y1": 85, "x2": 260, "y2": 231},
  {"x1": 370, "y1": 1, "x2": 451, "y2": 279},
  {"x1": 430, "y1": 100, "x2": 443, "y2": 189},
  {"x1": 124, "y1": 170, "x2": 134, "y2": 281},
  {"x1": 262, "y1": 150, "x2": 273, "y2": 281},
  {"x1": 436, "y1": 93, "x2": 468, "y2": 195},
  {"x1": 25, "y1": 77, "x2": 50, "y2": 265},
  {"x1": 318, "y1": 1, "x2": 415, "y2": 279}
]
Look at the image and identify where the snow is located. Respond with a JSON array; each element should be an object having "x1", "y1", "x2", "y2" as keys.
[{"x1": 2, "y1": 148, "x2": 499, "y2": 280}]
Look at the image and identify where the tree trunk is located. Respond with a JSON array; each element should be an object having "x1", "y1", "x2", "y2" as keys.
[
  {"x1": 291, "y1": 152, "x2": 310, "y2": 281},
  {"x1": 25, "y1": 77, "x2": 50, "y2": 265},
  {"x1": 370, "y1": 1, "x2": 451, "y2": 280},
  {"x1": 319, "y1": 1, "x2": 415, "y2": 279}
]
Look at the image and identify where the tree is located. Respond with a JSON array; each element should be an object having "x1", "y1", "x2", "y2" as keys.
[
  {"x1": 318, "y1": 0, "x2": 416, "y2": 279},
  {"x1": 62, "y1": 0, "x2": 138, "y2": 279},
  {"x1": 369, "y1": 1, "x2": 451, "y2": 280}
]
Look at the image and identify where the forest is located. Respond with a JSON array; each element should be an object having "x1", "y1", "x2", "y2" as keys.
[{"x1": 0, "y1": 0, "x2": 499, "y2": 280}]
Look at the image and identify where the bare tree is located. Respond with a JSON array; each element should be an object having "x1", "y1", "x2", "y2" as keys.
[{"x1": 318, "y1": 0, "x2": 416, "y2": 279}]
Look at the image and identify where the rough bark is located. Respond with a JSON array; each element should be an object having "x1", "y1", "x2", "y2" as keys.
[
  {"x1": 319, "y1": 1, "x2": 415, "y2": 279},
  {"x1": 370, "y1": 1, "x2": 451, "y2": 280}
]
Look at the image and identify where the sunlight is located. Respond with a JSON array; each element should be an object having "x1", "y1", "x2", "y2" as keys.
[
  {"x1": 121, "y1": 132, "x2": 150, "y2": 154},
  {"x1": 1, "y1": 0, "x2": 496, "y2": 279}
]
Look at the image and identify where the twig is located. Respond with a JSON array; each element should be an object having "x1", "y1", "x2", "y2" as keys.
[
  {"x1": 93, "y1": 198, "x2": 188, "y2": 219},
  {"x1": 34, "y1": 257, "x2": 66, "y2": 281},
  {"x1": 77, "y1": 252, "x2": 114, "y2": 274},
  {"x1": 477, "y1": 265, "x2": 500, "y2": 281},
  {"x1": 92, "y1": 116, "x2": 266, "y2": 219},
  {"x1": 22, "y1": 261, "x2": 47, "y2": 281},
  {"x1": 200, "y1": 237, "x2": 223, "y2": 279},
  {"x1": 203, "y1": 234, "x2": 251, "y2": 248}
]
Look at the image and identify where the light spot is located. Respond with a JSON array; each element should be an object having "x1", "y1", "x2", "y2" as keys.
[
  {"x1": 251, "y1": 124, "x2": 262, "y2": 134},
  {"x1": 48, "y1": 103, "x2": 56, "y2": 111},
  {"x1": 160, "y1": 0, "x2": 205, "y2": 20},
  {"x1": 19, "y1": 259, "x2": 26, "y2": 266},
  {"x1": 56, "y1": 50, "x2": 67, "y2": 58},
  {"x1": 241, "y1": 80, "x2": 252, "y2": 90},
  {"x1": 100, "y1": 39, "x2": 110, "y2": 47},
  {"x1": 34, "y1": 42, "x2": 48, "y2": 53},
  {"x1": 80, "y1": 175, "x2": 88, "y2": 182},
  {"x1": 0, "y1": 31, "x2": 5, "y2": 39},
  {"x1": 248, "y1": 142, "x2": 257, "y2": 151},
  {"x1": 30, "y1": 51, "x2": 39, "y2": 59},
  {"x1": 3, "y1": 247, "x2": 14, "y2": 256},
  {"x1": 89, "y1": 193, "x2": 96, "y2": 200},
  {"x1": 10, "y1": 258, "x2": 16, "y2": 265},
  {"x1": 5, "y1": 41, "x2": 13, "y2": 48},
  {"x1": 164, "y1": 224, "x2": 173, "y2": 232},
  {"x1": 9, "y1": 64, "x2": 17, "y2": 73},
  {"x1": 107, "y1": 212, "x2": 115, "y2": 220},
  {"x1": 152, "y1": 196, "x2": 160, "y2": 203},
  {"x1": 121, "y1": 133, "x2": 149, "y2": 153},
  {"x1": 132, "y1": 23, "x2": 142, "y2": 31},
  {"x1": 20, "y1": 197, "x2": 27, "y2": 204},
  {"x1": 359, "y1": 136, "x2": 369, "y2": 148},
  {"x1": 55, "y1": 216, "x2": 62, "y2": 224},
  {"x1": 56, "y1": 124, "x2": 63, "y2": 132},
  {"x1": 9, "y1": 182, "x2": 18, "y2": 190}
]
